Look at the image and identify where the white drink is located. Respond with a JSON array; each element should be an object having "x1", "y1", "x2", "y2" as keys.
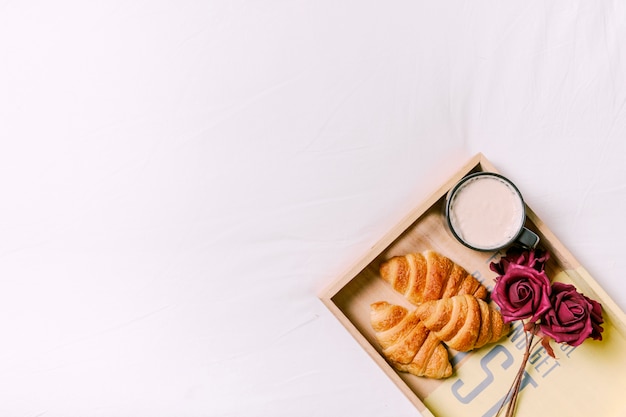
[{"x1": 448, "y1": 175, "x2": 525, "y2": 250}]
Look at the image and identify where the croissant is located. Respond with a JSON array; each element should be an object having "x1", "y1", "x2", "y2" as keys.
[
  {"x1": 370, "y1": 301, "x2": 452, "y2": 379},
  {"x1": 379, "y1": 250, "x2": 488, "y2": 305},
  {"x1": 415, "y1": 294, "x2": 510, "y2": 352}
]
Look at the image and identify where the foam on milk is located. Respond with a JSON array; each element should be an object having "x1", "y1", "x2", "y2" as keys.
[{"x1": 448, "y1": 175, "x2": 525, "y2": 250}]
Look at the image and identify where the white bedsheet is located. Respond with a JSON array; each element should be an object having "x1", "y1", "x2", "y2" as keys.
[{"x1": 1, "y1": 1, "x2": 625, "y2": 416}]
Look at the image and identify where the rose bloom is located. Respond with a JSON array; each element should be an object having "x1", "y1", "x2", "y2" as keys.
[
  {"x1": 492, "y1": 263, "x2": 552, "y2": 323},
  {"x1": 540, "y1": 282, "x2": 604, "y2": 346},
  {"x1": 490, "y1": 247, "x2": 550, "y2": 276}
]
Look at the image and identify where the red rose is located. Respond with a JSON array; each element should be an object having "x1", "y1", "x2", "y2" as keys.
[
  {"x1": 490, "y1": 247, "x2": 550, "y2": 276},
  {"x1": 492, "y1": 264, "x2": 552, "y2": 323},
  {"x1": 540, "y1": 282, "x2": 604, "y2": 346}
]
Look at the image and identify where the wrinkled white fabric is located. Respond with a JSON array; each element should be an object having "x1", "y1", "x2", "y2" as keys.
[{"x1": 1, "y1": 1, "x2": 625, "y2": 416}]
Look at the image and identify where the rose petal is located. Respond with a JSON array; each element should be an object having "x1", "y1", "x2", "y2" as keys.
[
  {"x1": 492, "y1": 263, "x2": 551, "y2": 322},
  {"x1": 540, "y1": 283, "x2": 604, "y2": 346}
]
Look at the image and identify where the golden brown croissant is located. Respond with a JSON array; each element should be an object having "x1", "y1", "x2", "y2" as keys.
[
  {"x1": 379, "y1": 250, "x2": 488, "y2": 305},
  {"x1": 415, "y1": 294, "x2": 510, "y2": 352},
  {"x1": 370, "y1": 301, "x2": 452, "y2": 379}
]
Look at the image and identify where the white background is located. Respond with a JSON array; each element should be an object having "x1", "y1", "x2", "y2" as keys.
[{"x1": 1, "y1": 1, "x2": 625, "y2": 416}]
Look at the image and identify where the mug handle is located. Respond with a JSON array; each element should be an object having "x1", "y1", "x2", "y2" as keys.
[{"x1": 516, "y1": 227, "x2": 540, "y2": 249}]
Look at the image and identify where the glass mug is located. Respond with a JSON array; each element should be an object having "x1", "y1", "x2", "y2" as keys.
[{"x1": 445, "y1": 172, "x2": 539, "y2": 252}]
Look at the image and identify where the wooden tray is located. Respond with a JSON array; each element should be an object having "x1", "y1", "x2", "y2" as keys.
[{"x1": 320, "y1": 153, "x2": 626, "y2": 417}]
